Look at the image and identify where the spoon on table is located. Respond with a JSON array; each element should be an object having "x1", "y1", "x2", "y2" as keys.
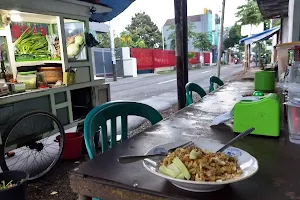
[
  {"x1": 216, "y1": 127, "x2": 255, "y2": 152},
  {"x1": 118, "y1": 127, "x2": 255, "y2": 164}
]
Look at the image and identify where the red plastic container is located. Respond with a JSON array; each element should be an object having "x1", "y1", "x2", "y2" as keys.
[{"x1": 57, "y1": 132, "x2": 83, "y2": 160}]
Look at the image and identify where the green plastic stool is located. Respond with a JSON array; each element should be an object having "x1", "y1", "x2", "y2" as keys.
[
  {"x1": 209, "y1": 76, "x2": 224, "y2": 92},
  {"x1": 185, "y1": 82, "x2": 207, "y2": 106}
]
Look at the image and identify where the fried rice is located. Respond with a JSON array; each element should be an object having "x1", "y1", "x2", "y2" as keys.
[{"x1": 160, "y1": 147, "x2": 243, "y2": 182}]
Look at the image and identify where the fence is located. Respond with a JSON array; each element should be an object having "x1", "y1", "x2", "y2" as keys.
[
  {"x1": 130, "y1": 48, "x2": 200, "y2": 73},
  {"x1": 92, "y1": 48, "x2": 113, "y2": 78}
]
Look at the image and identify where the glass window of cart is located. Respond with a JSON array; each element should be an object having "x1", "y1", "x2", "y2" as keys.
[
  {"x1": 64, "y1": 19, "x2": 87, "y2": 62},
  {"x1": 0, "y1": 36, "x2": 12, "y2": 81},
  {"x1": 10, "y1": 15, "x2": 61, "y2": 62}
]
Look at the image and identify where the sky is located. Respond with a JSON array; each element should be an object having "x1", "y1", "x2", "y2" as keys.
[{"x1": 111, "y1": 0, "x2": 247, "y2": 35}]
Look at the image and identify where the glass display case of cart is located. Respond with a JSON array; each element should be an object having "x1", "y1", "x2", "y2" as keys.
[
  {"x1": 11, "y1": 20, "x2": 61, "y2": 62},
  {"x1": 0, "y1": 36, "x2": 13, "y2": 82},
  {"x1": 64, "y1": 19, "x2": 87, "y2": 62}
]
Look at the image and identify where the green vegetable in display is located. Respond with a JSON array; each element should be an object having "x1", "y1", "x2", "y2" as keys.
[
  {"x1": 14, "y1": 28, "x2": 49, "y2": 56},
  {"x1": 74, "y1": 35, "x2": 84, "y2": 46},
  {"x1": 67, "y1": 43, "x2": 80, "y2": 58}
]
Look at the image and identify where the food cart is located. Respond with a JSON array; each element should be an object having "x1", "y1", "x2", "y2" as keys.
[{"x1": 0, "y1": 0, "x2": 111, "y2": 180}]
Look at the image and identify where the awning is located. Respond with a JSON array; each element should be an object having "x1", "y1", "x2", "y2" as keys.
[
  {"x1": 239, "y1": 26, "x2": 280, "y2": 45},
  {"x1": 86, "y1": 0, "x2": 136, "y2": 22}
]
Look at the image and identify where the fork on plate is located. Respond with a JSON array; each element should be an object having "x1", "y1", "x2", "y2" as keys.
[{"x1": 118, "y1": 141, "x2": 194, "y2": 164}]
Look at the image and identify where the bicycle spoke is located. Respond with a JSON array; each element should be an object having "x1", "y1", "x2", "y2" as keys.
[{"x1": 1, "y1": 112, "x2": 65, "y2": 180}]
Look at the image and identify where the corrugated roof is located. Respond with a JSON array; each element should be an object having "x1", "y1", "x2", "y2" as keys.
[
  {"x1": 164, "y1": 15, "x2": 202, "y2": 26},
  {"x1": 256, "y1": 0, "x2": 288, "y2": 19},
  {"x1": 82, "y1": 0, "x2": 136, "y2": 22}
]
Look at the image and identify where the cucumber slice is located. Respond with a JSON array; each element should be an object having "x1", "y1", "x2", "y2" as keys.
[
  {"x1": 189, "y1": 149, "x2": 200, "y2": 160},
  {"x1": 167, "y1": 163, "x2": 180, "y2": 174},
  {"x1": 172, "y1": 157, "x2": 191, "y2": 180},
  {"x1": 159, "y1": 165, "x2": 181, "y2": 178},
  {"x1": 176, "y1": 173, "x2": 185, "y2": 180}
]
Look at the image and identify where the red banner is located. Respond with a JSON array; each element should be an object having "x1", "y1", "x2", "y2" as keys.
[{"x1": 131, "y1": 48, "x2": 200, "y2": 71}]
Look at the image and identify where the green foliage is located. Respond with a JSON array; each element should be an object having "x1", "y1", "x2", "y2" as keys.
[
  {"x1": 96, "y1": 32, "x2": 110, "y2": 48},
  {"x1": 114, "y1": 31, "x2": 146, "y2": 48},
  {"x1": 188, "y1": 52, "x2": 195, "y2": 59},
  {"x1": 125, "y1": 12, "x2": 162, "y2": 49},
  {"x1": 167, "y1": 23, "x2": 195, "y2": 50},
  {"x1": 166, "y1": 22, "x2": 211, "y2": 51},
  {"x1": 235, "y1": 0, "x2": 262, "y2": 25},
  {"x1": 167, "y1": 25, "x2": 176, "y2": 50},
  {"x1": 272, "y1": 19, "x2": 281, "y2": 27},
  {"x1": 223, "y1": 24, "x2": 242, "y2": 49},
  {"x1": 193, "y1": 32, "x2": 212, "y2": 51},
  {"x1": 264, "y1": 20, "x2": 270, "y2": 30}
]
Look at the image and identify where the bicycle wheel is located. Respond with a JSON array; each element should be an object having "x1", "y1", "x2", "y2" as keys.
[{"x1": 0, "y1": 111, "x2": 65, "y2": 180}]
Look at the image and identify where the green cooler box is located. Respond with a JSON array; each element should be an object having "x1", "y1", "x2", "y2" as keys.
[{"x1": 233, "y1": 93, "x2": 280, "y2": 137}]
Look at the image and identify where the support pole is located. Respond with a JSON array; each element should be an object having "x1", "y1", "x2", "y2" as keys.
[
  {"x1": 216, "y1": 0, "x2": 226, "y2": 78},
  {"x1": 258, "y1": 42, "x2": 262, "y2": 68},
  {"x1": 162, "y1": 27, "x2": 165, "y2": 50},
  {"x1": 174, "y1": 0, "x2": 188, "y2": 109},
  {"x1": 109, "y1": 21, "x2": 117, "y2": 81}
]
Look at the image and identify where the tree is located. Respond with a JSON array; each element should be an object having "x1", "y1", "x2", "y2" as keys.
[
  {"x1": 193, "y1": 32, "x2": 212, "y2": 51},
  {"x1": 223, "y1": 24, "x2": 242, "y2": 49},
  {"x1": 235, "y1": 0, "x2": 262, "y2": 26},
  {"x1": 96, "y1": 32, "x2": 110, "y2": 48},
  {"x1": 236, "y1": 0, "x2": 272, "y2": 31},
  {"x1": 125, "y1": 12, "x2": 162, "y2": 49},
  {"x1": 272, "y1": 19, "x2": 281, "y2": 27},
  {"x1": 167, "y1": 23, "x2": 195, "y2": 50},
  {"x1": 114, "y1": 31, "x2": 146, "y2": 48}
]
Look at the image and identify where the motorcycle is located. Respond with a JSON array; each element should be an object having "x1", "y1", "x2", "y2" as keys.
[{"x1": 234, "y1": 58, "x2": 239, "y2": 64}]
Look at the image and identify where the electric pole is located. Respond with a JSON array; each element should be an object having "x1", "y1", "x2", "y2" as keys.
[
  {"x1": 109, "y1": 20, "x2": 117, "y2": 81},
  {"x1": 217, "y1": 0, "x2": 226, "y2": 78}
]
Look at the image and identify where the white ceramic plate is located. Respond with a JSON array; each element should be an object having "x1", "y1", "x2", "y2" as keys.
[{"x1": 143, "y1": 140, "x2": 259, "y2": 192}]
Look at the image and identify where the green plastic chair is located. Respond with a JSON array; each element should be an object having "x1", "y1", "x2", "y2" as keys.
[
  {"x1": 84, "y1": 101, "x2": 163, "y2": 159},
  {"x1": 209, "y1": 76, "x2": 224, "y2": 92},
  {"x1": 185, "y1": 82, "x2": 207, "y2": 106},
  {"x1": 84, "y1": 101, "x2": 163, "y2": 200}
]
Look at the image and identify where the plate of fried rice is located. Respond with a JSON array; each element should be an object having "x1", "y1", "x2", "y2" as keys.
[{"x1": 143, "y1": 140, "x2": 258, "y2": 192}]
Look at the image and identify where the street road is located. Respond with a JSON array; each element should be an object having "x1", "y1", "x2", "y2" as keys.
[
  {"x1": 110, "y1": 64, "x2": 243, "y2": 102},
  {"x1": 106, "y1": 64, "x2": 243, "y2": 132}
]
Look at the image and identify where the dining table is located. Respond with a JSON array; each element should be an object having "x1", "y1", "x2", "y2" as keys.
[{"x1": 70, "y1": 80, "x2": 300, "y2": 200}]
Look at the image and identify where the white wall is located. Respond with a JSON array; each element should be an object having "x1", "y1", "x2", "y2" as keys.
[
  {"x1": 89, "y1": 22, "x2": 109, "y2": 33},
  {"x1": 288, "y1": 0, "x2": 300, "y2": 42},
  {"x1": 281, "y1": 17, "x2": 289, "y2": 43},
  {"x1": 123, "y1": 58, "x2": 137, "y2": 77}
]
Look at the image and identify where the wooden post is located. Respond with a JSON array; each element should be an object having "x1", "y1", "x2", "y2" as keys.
[
  {"x1": 244, "y1": 45, "x2": 248, "y2": 72},
  {"x1": 258, "y1": 42, "x2": 262, "y2": 69},
  {"x1": 174, "y1": 0, "x2": 188, "y2": 109},
  {"x1": 248, "y1": 44, "x2": 251, "y2": 70}
]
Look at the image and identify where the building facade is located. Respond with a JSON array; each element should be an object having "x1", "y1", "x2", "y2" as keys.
[{"x1": 162, "y1": 9, "x2": 220, "y2": 62}]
